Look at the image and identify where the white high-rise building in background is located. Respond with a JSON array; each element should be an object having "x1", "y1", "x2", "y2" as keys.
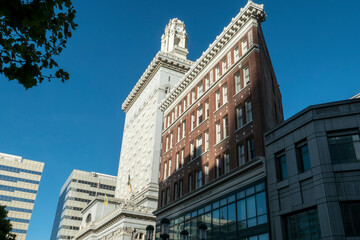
[
  {"x1": 50, "y1": 170, "x2": 116, "y2": 240},
  {"x1": 0, "y1": 152, "x2": 44, "y2": 240},
  {"x1": 74, "y1": 19, "x2": 193, "y2": 240}
]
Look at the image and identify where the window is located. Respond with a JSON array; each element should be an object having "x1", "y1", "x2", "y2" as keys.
[
  {"x1": 167, "y1": 116, "x2": 170, "y2": 128},
  {"x1": 328, "y1": 130, "x2": 360, "y2": 164},
  {"x1": 179, "y1": 179, "x2": 183, "y2": 197},
  {"x1": 205, "y1": 76, "x2": 210, "y2": 91},
  {"x1": 190, "y1": 141, "x2": 195, "y2": 160},
  {"x1": 235, "y1": 73, "x2": 241, "y2": 93},
  {"x1": 224, "y1": 152, "x2": 230, "y2": 174},
  {"x1": 166, "y1": 188, "x2": 170, "y2": 204},
  {"x1": 216, "y1": 156, "x2": 221, "y2": 178},
  {"x1": 182, "y1": 121, "x2": 186, "y2": 138},
  {"x1": 238, "y1": 144, "x2": 245, "y2": 166},
  {"x1": 215, "y1": 90, "x2": 221, "y2": 110},
  {"x1": 175, "y1": 106, "x2": 178, "y2": 118},
  {"x1": 196, "y1": 170, "x2": 202, "y2": 189},
  {"x1": 216, "y1": 121, "x2": 221, "y2": 144},
  {"x1": 172, "y1": 111, "x2": 175, "y2": 122},
  {"x1": 170, "y1": 132, "x2": 173, "y2": 148},
  {"x1": 181, "y1": 148, "x2": 185, "y2": 166},
  {"x1": 188, "y1": 174, "x2": 193, "y2": 192},
  {"x1": 215, "y1": 65, "x2": 220, "y2": 80},
  {"x1": 197, "y1": 106, "x2": 203, "y2": 125},
  {"x1": 196, "y1": 135, "x2": 202, "y2": 157},
  {"x1": 205, "y1": 130, "x2": 209, "y2": 151},
  {"x1": 241, "y1": 38, "x2": 248, "y2": 54},
  {"x1": 234, "y1": 46, "x2": 239, "y2": 62},
  {"x1": 227, "y1": 52, "x2": 232, "y2": 68},
  {"x1": 176, "y1": 152, "x2": 179, "y2": 170},
  {"x1": 187, "y1": 93, "x2": 190, "y2": 107},
  {"x1": 166, "y1": 136, "x2": 169, "y2": 151},
  {"x1": 179, "y1": 103, "x2": 182, "y2": 115},
  {"x1": 210, "y1": 70, "x2": 214, "y2": 84},
  {"x1": 247, "y1": 138, "x2": 255, "y2": 160},
  {"x1": 198, "y1": 81, "x2": 203, "y2": 96},
  {"x1": 340, "y1": 202, "x2": 360, "y2": 237},
  {"x1": 177, "y1": 124, "x2": 181, "y2": 142},
  {"x1": 204, "y1": 101, "x2": 209, "y2": 119},
  {"x1": 245, "y1": 100, "x2": 252, "y2": 123},
  {"x1": 174, "y1": 183, "x2": 178, "y2": 201},
  {"x1": 192, "y1": 89, "x2": 196, "y2": 103},
  {"x1": 168, "y1": 159, "x2": 172, "y2": 175},
  {"x1": 222, "y1": 58, "x2": 226, "y2": 74},
  {"x1": 184, "y1": 98, "x2": 187, "y2": 109},
  {"x1": 236, "y1": 106, "x2": 243, "y2": 129},
  {"x1": 244, "y1": 65, "x2": 250, "y2": 86},
  {"x1": 161, "y1": 190, "x2": 165, "y2": 207},
  {"x1": 286, "y1": 209, "x2": 321, "y2": 240},
  {"x1": 296, "y1": 140, "x2": 311, "y2": 173},
  {"x1": 204, "y1": 164, "x2": 209, "y2": 184},
  {"x1": 222, "y1": 84, "x2": 228, "y2": 104},
  {"x1": 275, "y1": 151, "x2": 287, "y2": 181},
  {"x1": 164, "y1": 162, "x2": 168, "y2": 179},
  {"x1": 223, "y1": 116, "x2": 229, "y2": 138},
  {"x1": 191, "y1": 112, "x2": 195, "y2": 130}
]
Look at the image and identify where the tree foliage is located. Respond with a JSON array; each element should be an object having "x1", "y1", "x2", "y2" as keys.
[
  {"x1": 0, "y1": 205, "x2": 16, "y2": 240},
  {"x1": 0, "y1": 0, "x2": 77, "y2": 89}
]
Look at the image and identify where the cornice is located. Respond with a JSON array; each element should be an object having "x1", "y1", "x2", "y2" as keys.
[
  {"x1": 159, "y1": 0, "x2": 266, "y2": 112},
  {"x1": 121, "y1": 51, "x2": 193, "y2": 113}
]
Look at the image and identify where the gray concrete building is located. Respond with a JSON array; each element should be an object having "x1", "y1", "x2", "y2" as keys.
[
  {"x1": 50, "y1": 170, "x2": 116, "y2": 240},
  {"x1": 264, "y1": 98, "x2": 360, "y2": 240},
  {"x1": 0, "y1": 152, "x2": 44, "y2": 240}
]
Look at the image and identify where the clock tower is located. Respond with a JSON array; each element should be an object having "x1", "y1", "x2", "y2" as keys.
[{"x1": 161, "y1": 18, "x2": 189, "y2": 59}]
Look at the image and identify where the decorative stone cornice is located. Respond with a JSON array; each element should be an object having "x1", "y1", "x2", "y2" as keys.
[
  {"x1": 159, "y1": 0, "x2": 266, "y2": 112},
  {"x1": 121, "y1": 51, "x2": 193, "y2": 113}
]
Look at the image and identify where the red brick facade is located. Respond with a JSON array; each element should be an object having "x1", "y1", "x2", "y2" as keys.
[{"x1": 158, "y1": 24, "x2": 283, "y2": 209}]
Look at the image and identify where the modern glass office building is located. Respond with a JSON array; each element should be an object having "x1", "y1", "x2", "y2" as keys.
[{"x1": 0, "y1": 152, "x2": 44, "y2": 240}]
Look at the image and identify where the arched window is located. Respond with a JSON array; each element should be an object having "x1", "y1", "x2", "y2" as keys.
[
  {"x1": 165, "y1": 86, "x2": 171, "y2": 95},
  {"x1": 85, "y1": 214, "x2": 91, "y2": 224}
]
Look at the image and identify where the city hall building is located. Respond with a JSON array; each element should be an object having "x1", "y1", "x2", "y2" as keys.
[
  {"x1": 0, "y1": 152, "x2": 44, "y2": 240},
  {"x1": 154, "y1": 1, "x2": 283, "y2": 239}
]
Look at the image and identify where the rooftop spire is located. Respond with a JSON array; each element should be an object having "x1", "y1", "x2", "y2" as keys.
[{"x1": 161, "y1": 18, "x2": 189, "y2": 59}]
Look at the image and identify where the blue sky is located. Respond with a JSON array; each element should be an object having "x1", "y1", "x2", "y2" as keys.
[{"x1": 0, "y1": 0, "x2": 359, "y2": 239}]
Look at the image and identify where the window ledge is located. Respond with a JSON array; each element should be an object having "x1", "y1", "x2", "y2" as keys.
[
  {"x1": 233, "y1": 84, "x2": 250, "y2": 98},
  {"x1": 214, "y1": 137, "x2": 229, "y2": 148},
  {"x1": 189, "y1": 119, "x2": 208, "y2": 135},
  {"x1": 277, "y1": 179, "x2": 289, "y2": 189},
  {"x1": 214, "y1": 102, "x2": 228, "y2": 115},
  {"x1": 333, "y1": 162, "x2": 360, "y2": 172},
  {"x1": 234, "y1": 121, "x2": 253, "y2": 134},
  {"x1": 298, "y1": 170, "x2": 312, "y2": 181}
]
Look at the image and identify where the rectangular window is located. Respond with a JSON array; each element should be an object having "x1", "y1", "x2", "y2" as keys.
[
  {"x1": 340, "y1": 202, "x2": 360, "y2": 237},
  {"x1": 204, "y1": 164, "x2": 209, "y2": 184},
  {"x1": 205, "y1": 130, "x2": 209, "y2": 151},
  {"x1": 215, "y1": 65, "x2": 220, "y2": 80},
  {"x1": 187, "y1": 93, "x2": 190, "y2": 107},
  {"x1": 175, "y1": 106, "x2": 178, "y2": 119},
  {"x1": 164, "y1": 162, "x2": 168, "y2": 179},
  {"x1": 166, "y1": 136, "x2": 169, "y2": 151},
  {"x1": 205, "y1": 100, "x2": 209, "y2": 119},
  {"x1": 167, "y1": 116, "x2": 170, "y2": 128},
  {"x1": 276, "y1": 151, "x2": 287, "y2": 181},
  {"x1": 190, "y1": 141, "x2": 195, "y2": 160},
  {"x1": 182, "y1": 121, "x2": 186, "y2": 138},
  {"x1": 287, "y1": 209, "x2": 321, "y2": 240},
  {"x1": 244, "y1": 65, "x2": 250, "y2": 86},
  {"x1": 192, "y1": 89, "x2": 196, "y2": 103},
  {"x1": 184, "y1": 98, "x2": 187, "y2": 109},
  {"x1": 245, "y1": 100, "x2": 253, "y2": 123},
  {"x1": 161, "y1": 190, "x2": 165, "y2": 207},
  {"x1": 222, "y1": 58, "x2": 227, "y2": 74},
  {"x1": 215, "y1": 90, "x2": 221, "y2": 110},
  {"x1": 236, "y1": 106, "x2": 243, "y2": 129},
  {"x1": 205, "y1": 76, "x2": 210, "y2": 91},
  {"x1": 174, "y1": 182, "x2": 178, "y2": 201},
  {"x1": 179, "y1": 103, "x2": 182, "y2": 115},
  {"x1": 188, "y1": 174, "x2": 193, "y2": 192},
  {"x1": 170, "y1": 132, "x2": 173, "y2": 148},
  {"x1": 328, "y1": 130, "x2": 360, "y2": 164},
  {"x1": 191, "y1": 112, "x2": 195, "y2": 130},
  {"x1": 172, "y1": 111, "x2": 175, "y2": 123},
  {"x1": 198, "y1": 81, "x2": 203, "y2": 96},
  {"x1": 223, "y1": 116, "x2": 229, "y2": 138},
  {"x1": 224, "y1": 152, "x2": 230, "y2": 174},
  {"x1": 181, "y1": 148, "x2": 185, "y2": 167},
  {"x1": 242, "y1": 38, "x2": 248, "y2": 54},
  {"x1": 222, "y1": 84, "x2": 228, "y2": 104},
  {"x1": 197, "y1": 106, "x2": 203, "y2": 125},
  {"x1": 196, "y1": 170, "x2": 202, "y2": 189},
  {"x1": 227, "y1": 52, "x2": 231, "y2": 68},
  {"x1": 237, "y1": 144, "x2": 245, "y2": 166},
  {"x1": 296, "y1": 140, "x2": 311, "y2": 173},
  {"x1": 234, "y1": 46, "x2": 239, "y2": 62},
  {"x1": 235, "y1": 73, "x2": 241, "y2": 93},
  {"x1": 216, "y1": 156, "x2": 221, "y2": 178},
  {"x1": 196, "y1": 135, "x2": 202, "y2": 157},
  {"x1": 177, "y1": 124, "x2": 181, "y2": 142},
  {"x1": 168, "y1": 159, "x2": 172, "y2": 176},
  {"x1": 247, "y1": 138, "x2": 255, "y2": 161},
  {"x1": 210, "y1": 70, "x2": 213, "y2": 84},
  {"x1": 176, "y1": 152, "x2": 179, "y2": 170},
  {"x1": 166, "y1": 187, "x2": 170, "y2": 204},
  {"x1": 179, "y1": 179, "x2": 183, "y2": 197},
  {"x1": 216, "y1": 121, "x2": 221, "y2": 144}
]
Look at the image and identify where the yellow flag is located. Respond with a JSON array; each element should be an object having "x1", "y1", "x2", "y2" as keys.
[{"x1": 104, "y1": 194, "x2": 108, "y2": 206}]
